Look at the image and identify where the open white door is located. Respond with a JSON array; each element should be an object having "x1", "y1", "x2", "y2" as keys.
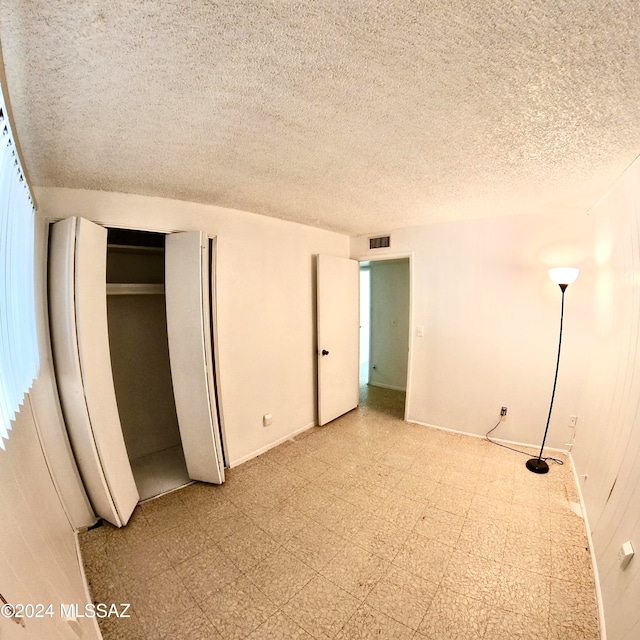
[
  {"x1": 317, "y1": 254, "x2": 360, "y2": 426},
  {"x1": 49, "y1": 217, "x2": 139, "y2": 527},
  {"x1": 165, "y1": 232, "x2": 225, "y2": 484}
]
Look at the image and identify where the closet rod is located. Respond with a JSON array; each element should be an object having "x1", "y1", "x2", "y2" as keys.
[
  {"x1": 106, "y1": 283, "x2": 165, "y2": 296},
  {"x1": 107, "y1": 244, "x2": 163, "y2": 255}
]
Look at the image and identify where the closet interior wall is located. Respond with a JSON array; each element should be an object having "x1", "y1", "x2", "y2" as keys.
[{"x1": 105, "y1": 230, "x2": 189, "y2": 501}]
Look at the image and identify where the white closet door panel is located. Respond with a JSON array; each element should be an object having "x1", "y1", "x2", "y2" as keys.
[
  {"x1": 204, "y1": 239, "x2": 227, "y2": 471},
  {"x1": 165, "y1": 231, "x2": 224, "y2": 484},
  {"x1": 208, "y1": 239, "x2": 229, "y2": 464},
  {"x1": 74, "y1": 217, "x2": 139, "y2": 525},
  {"x1": 49, "y1": 219, "x2": 119, "y2": 526}
]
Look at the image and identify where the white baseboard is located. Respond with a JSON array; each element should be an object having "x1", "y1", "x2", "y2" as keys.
[
  {"x1": 568, "y1": 453, "x2": 607, "y2": 640},
  {"x1": 74, "y1": 531, "x2": 104, "y2": 639},
  {"x1": 229, "y1": 421, "x2": 317, "y2": 468},
  {"x1": 368, "y1": 381, "x2": 406, "y2": 392},
  {"x1": 406, "y1": 418, "x2": 567, "y2": 453}
]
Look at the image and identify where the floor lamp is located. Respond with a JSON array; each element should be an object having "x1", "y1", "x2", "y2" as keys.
[{"x1": 526, "y1": 267, "x2": 579, "y2": 474}]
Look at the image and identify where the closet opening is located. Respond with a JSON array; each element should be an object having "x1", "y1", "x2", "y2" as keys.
[
  {"x1": 105, "y1": 227, "x2": 189, "y2": 501},
  {"x1": 48, "y1": 218, "x2": 227, "y2": 525}
]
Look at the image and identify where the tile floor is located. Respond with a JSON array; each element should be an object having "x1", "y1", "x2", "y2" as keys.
[{"x1": 79, "y1": 388, "x2": 600, "y2": 639}]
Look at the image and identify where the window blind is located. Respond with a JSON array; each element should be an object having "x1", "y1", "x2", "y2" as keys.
[{"x1": 0, "y1": 91, "x2": 38, "y2": 449}]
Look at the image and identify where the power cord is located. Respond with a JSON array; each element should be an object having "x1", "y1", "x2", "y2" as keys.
[{"x1": 485, "y1": 418, "x2": 564, "y2": 466}]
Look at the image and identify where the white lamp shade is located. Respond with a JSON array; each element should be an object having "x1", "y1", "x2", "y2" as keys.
[{"x1": 548, "y1": 267, "x2": 579, "y2": 285}]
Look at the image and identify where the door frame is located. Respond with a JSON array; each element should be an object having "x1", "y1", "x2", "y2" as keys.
[
  {"x1": 101, "y1": 224, "x2": 229, "y2": 473},
  {"x1": 356, "y1": 252, "x2": 414, "y2": 422}
]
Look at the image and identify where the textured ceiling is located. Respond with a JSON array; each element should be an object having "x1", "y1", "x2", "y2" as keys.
[{"x1": 0, "y1": 1, "x2": 639, "y2": 235}]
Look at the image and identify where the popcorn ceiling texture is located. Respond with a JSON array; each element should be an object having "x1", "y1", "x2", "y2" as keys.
[{"x1": 0, "y1": 1, "x2": 638, "y2": 234}]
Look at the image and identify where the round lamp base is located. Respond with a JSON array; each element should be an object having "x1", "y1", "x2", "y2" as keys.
[{"x1": 526, "y1": 458, "x2": 549, "y2": 474}]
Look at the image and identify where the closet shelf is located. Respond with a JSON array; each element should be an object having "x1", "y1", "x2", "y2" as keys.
[{"x1": 106, "y1": 283, "x2": 165, "y2": 296}]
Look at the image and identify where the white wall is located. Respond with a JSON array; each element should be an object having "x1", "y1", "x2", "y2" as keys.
[
  {"x1": 0, "y1": 205, "x2": 99, "y2": 638},
  {"x1": 369, "y1": 259, "x2": 410, "y2": 391},
  {"x1": 352, "y1": 212, "x2": 594, "y2": 450},
  {"x1": 572, "y1": 157, "x2": 640, "y2": 640},
  {"x1": 35, "y1": 187, "x2": 350, "y2": 469},
  {"x1": 107, "y1": 295, "x2": 181, "y2": 461},
  {"x1": 0, "y1": 396, "x2": 99, "y2": 639},
  {"x1": 22, "y1": 176, "x2": 640, "y2": 640},
  {"x1": 27, "y1": 171, "x2": 640, "y2": 640}
]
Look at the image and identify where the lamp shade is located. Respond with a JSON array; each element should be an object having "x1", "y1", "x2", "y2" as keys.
[{"x1": 548, "y1": 267, "x2": 579, "y2": 286}]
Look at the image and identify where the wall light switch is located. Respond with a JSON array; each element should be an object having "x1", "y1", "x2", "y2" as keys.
[{"x1": 416, "y1": 326, "x2": 424, "y2": 337}]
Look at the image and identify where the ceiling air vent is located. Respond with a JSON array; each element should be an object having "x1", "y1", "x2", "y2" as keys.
[{"x1": 369, "y1": 235, "x2": 390, "y2": 249}]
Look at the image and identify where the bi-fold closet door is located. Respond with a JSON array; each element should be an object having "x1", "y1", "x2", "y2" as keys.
[{"x1": 49, "y1": 217, "x2": 224, "y2": 528}]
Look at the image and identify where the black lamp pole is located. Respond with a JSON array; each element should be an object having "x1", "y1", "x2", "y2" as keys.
[{"x1": 526, "y1": 282, "x2": 568, "y2": 474}]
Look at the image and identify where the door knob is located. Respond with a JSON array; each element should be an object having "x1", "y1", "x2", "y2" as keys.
[{"x1": 321, "y1": 349, "x2": 329, "y2": 356}]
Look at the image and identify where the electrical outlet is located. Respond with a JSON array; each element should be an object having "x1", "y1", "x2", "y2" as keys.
[
  {"x1": 263, "y1": 413, "x2": 272, "y2": 427},
  {"x1": 65, "y1": 616, "x2": 83, "y2": 637},
  {"x1": 569, "y1": 415, "x2": 578, "y2": 428},
  {"x1": 619, "y1": 541, "x2": 635, "y2": 569},
  {"x1": 500, "y1": 407, "x2": 507, "y2": 416}
]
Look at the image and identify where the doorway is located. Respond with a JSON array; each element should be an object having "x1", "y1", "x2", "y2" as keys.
[{"x1": 359, "y1": 258, "x2": 410, "y2": 419}]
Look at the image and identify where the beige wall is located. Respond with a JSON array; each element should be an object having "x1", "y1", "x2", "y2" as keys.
[
  {"x1": 26, "y1": 180, "x2": 640, "y2": 639},
  {"x1": 352, "y1": 193, "x2": 640, "y2": 637},
  {"x1": 573, "y1": 158, "x2": 640, "y2": 640},
  {"x1": 2, "y1": 187, "x2": 349, "y2": 639},
  {"x1": 107, "y1": 295, "x2": 181, "y2": 461},
  {"x1": 35, "y1": 187, "x2": 350, "y2": 474},
  {"x1": 352, "y1": 212, "x2": 594, "y2": 451},
  {"x1": 0, "y1": 396, "x2": 99, "y2": 639}
]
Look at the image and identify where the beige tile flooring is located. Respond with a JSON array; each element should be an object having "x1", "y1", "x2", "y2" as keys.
[{"x1": 80, "y1": 389, "x2": 600, "y2": 639}]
